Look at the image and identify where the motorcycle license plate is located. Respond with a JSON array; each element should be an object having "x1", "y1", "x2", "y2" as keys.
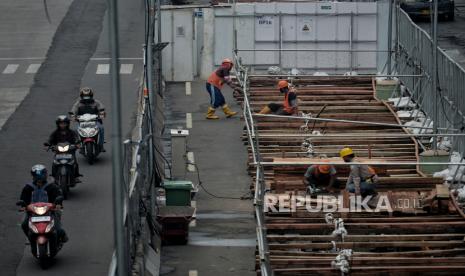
[
  {"x1": 31, "y1": 216, "x2": 51, "y2": 222},
  {"x1": 56, "y1": 154, "x2": 73, "y2": 159}
]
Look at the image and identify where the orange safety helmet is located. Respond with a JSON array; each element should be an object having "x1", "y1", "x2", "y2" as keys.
[
  {"x1": 278, "y1": 80, "x2": 289, "y2": 89},
  {"x1": 222, "y1": 58, "x2": 234, "y2": 66},
  {"x1": 318, "y1": 164, "x2": 331, "y2": 174}
]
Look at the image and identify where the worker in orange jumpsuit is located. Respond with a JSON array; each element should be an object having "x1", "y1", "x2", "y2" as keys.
[
  {"x1": 258, "y1": 80, "x2": 298, "y2": 115},
  {"x1": 205, "y1": 58, "x2": 238, "y2": 119}
]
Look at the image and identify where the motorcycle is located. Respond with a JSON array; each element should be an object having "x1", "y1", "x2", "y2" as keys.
[
  {"x1": 76, "y1": 113, "x2": 102, "y2": 164},
  {"x1": 45, "y1": 142, "x2": 76, "y2": 199},
  {"x1": 17, "y1": 199, "x2": 64, "y2": 269}
]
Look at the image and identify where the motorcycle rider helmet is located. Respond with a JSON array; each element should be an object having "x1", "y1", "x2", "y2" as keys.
[
  {"x1": 80, "y1": 87, "x2": 94, "y2": 101},
  {"x1": 56, "y1": 115, "x2": 70, "y2": 129},
  {"x1": 31, "y1": 164, "x2": 48, "y2": 182}
]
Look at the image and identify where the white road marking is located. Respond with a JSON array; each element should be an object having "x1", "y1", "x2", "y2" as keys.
[
  {"x1": 0, "y1": 57, "x2": 142, "y2": 61},
  {"x1": 25, "y1": 64, "x2": 41, "y2": 74},
  {"x1": 120, "y1": 64, "x2": 134, "y2": 74},
  {"x1": 188, "y1": 270, "x2": 198, "y2": 276},
  {"x1": 2, "y1": 64, "x2": 19, "y2": 74},
  {"x1": 185, "y1": 81, "x2": 192, "y2": 96},
  {"x1": 96, "y1": 64, "x2": 110, "y2": 74},
  {"x1": 186, "y1": 113, "x2": 192, "y2": 129},
  {"x1": 187, "y1": 152, "x2": 195, "y2": 172},
  {"x1": 90, "y1": 57, "x2": 143, "y2": 61}
]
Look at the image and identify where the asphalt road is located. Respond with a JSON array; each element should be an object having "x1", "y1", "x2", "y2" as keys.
[
  {"x1": 415, "y1": 0, "x2": 465, "y2": 68},
  {"x1": 0, "y1": 0, "x2": 144, "y2": 275}
]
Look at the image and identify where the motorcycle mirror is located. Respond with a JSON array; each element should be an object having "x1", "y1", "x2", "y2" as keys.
[
  {"x1": 16, "y1": 200, "x2": 25, "y2": 207},
  {"x1": 43, "y1": 142, "x2": 51, "y2": 147}
]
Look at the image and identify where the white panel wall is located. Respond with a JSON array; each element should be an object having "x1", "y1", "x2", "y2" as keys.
[
  {"x1": 213, "y1": 2, "x2": 378, "y2": 74},
  {"x1": 160, "y1": 9, "x2": 194, "y2": 81}
]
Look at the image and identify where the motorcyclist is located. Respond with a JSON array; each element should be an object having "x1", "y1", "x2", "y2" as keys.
[
  {"x1": 69, "y1": 87, "x2": 106, "y2": 152},
  {"x1": 18, "y1": 164, "x2": 68, "y2": 243},
  {"x1": 46, "y1": 115, "x2": 82, "y2": 183}
]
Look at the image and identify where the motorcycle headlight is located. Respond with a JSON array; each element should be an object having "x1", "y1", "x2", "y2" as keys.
[
  {"x1": 78, "y1": 127, "x2": 98, "y2": 137},
  {"x1": 33, "y1": 206, "x2": 48, "y2": 215},
  {"x1": 45, "y1": 220, "x2": 55, "y2": 233},
  {"x1": 58, "y1": 145, "x2": 69, "y2": 152},
  {"x1": 28, "y1": 220, "x2": 39, "y2": 233}
]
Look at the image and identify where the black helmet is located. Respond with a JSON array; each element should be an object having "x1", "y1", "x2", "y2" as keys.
[
  {"x1": 80, "y1": 87, "x2": 94, "y2": 100},
  {"x1": 56, "y1": 115, "x2": 70, "y2": 128},
  {"x1": 31, "y1": 164, "x2": 48, "y2": 182}
]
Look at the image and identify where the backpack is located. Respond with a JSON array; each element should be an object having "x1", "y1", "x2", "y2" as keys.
[{"x1": 27, "y1": 182, "x2": 51, "y2": 203}]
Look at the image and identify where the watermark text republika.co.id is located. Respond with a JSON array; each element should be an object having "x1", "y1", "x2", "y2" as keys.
[{"x1": 264, "y1": 194, "x2": 422, "y2": 213}]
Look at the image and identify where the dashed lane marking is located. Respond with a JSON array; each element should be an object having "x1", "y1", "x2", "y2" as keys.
[
  {"x1": 96, "y1": 64, "x2": 110, "y2": 74},
  {"x1": 2, "y1": 64, "x2": 19, "y2": 74},
  {"x1": 189, "y1": 270, "x2": 198, "y2": 276},
  {"x1": 185, "y1": 81, "x2": 192, "y2": 96},
  {"x1": 186, "y1": 113, "x2": 192, "y2": 129},
  {"x1": 25, "y1": 64, "x2": 41, "y2": 74},
  {"x1": 120, "y1": 64, "x2": 134, "y2": 74}
]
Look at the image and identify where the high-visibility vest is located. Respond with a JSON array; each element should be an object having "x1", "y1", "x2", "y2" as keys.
[
  {"x1": 283, "y1": 91, "x2": 297, "y2": 114},
  {"x1": 207, "y1": 69, "x2": 224, "y2": 89}
]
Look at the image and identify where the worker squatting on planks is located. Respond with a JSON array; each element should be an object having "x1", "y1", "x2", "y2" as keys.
[
  {"x1": 258, "y1": 80, "x2": 299, "y2": 115},
  {"x1": 205, "y1": 58, "x2": 239, "y2": 119},
  {"x1": 304, "y1": 163, "x2": 339, "y2": 195},
  {"x1": 340, "y1": 147, "x2": 379, "y2": 197}
]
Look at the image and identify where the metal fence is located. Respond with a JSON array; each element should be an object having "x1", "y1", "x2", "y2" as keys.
[
  {"x1": 234, "y1": 54, "x2": 273, "y2": 276},
  {"x1": 108, "y1": 79, "x2": 162, "y2": 276},
  {"x1": 396, "y1": 7, "x2": 465, "y2": 153}
]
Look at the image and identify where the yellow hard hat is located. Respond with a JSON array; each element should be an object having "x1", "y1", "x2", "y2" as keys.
[{"x1": 339, "y1": 147, "x2": 354, "y2": 158}]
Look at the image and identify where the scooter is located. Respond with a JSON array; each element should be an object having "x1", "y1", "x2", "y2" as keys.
[
  {"x1": 45, "y1": 142, "x2": 77, "y2": 199},
  {"x1": 76, "y1": 113, "x2": 102, "y2": 164},
  {"x1": 17, "y1": 199, "x2": 64, "y2": 269}
]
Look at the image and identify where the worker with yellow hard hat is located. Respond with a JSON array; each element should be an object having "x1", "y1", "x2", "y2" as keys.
[
  {"x1": 340, "y1": 147, "x2": 378, "y2": 196},
  {"x1": 258, "y1": 80, "x2": 298, "y2": 115},
  {"x1": 304, "y1": 162, "x2": 338, "y2": 195},
  {"x1": 205, "y1": 58, "x2": 238, "y2": 119}
]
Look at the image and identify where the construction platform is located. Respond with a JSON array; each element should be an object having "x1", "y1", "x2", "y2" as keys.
[{"x1": 236, "y1": 76, "x2": 465, "y2": 275}]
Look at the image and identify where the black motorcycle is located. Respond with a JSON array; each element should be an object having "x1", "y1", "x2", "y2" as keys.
[{"x1": 44, "y1": 142, "x2": 77, "y2": 199}]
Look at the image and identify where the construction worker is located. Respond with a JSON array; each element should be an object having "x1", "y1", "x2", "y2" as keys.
[
  {"x1": 258, "y1": 80, "x2": 298, "y2": 115},
  {"x1": 304, "y1": 163, "x2": 338, "y2": 194},
  {"x1": 340, "y1": 147, "x2": 378, "y2": 197},
  {"x1": 205, "y1": 58, "x2": 238, "y2": 119}
]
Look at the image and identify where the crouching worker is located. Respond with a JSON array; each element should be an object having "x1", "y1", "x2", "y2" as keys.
[
  {"x1": 258, "y1": 80, "x2": 298, "y2": 115},
  {"x1": 205, "y1": 58, "x2": 238, "y2": 119},
  {"x1": 304, "y1": 163, "x2": 338, "y2": 195},
  {"x1": 340, "y1": 147, "x2": 378, "y2": 197}
]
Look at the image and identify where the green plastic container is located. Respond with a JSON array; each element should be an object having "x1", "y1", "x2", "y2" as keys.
[{"x1": 164, "y1": 180, "x2": 193, "y2": 206}]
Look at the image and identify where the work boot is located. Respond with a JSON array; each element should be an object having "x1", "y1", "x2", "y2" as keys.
[
  {"x1": 258, "y1": 106, "x2": 272, "y2": 114},
  {"x1": 206, "y1": 107, "x2": 219, "y2": 120},
  {"x1": 222, "y1": 105, "x2": 238, "y2": 118}
]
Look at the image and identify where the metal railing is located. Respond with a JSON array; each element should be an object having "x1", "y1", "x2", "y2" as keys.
[
  {"x1": 234, "y1": 54, "x2": 273, "y2": 276},
  {"x1": 108, "y1": 77, "x2": 161, "y2": 275},
  {"x1": 396, "y1": 7, "x2": 465, "y2": 154}
]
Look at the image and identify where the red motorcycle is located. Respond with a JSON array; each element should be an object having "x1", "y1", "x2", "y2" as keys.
[{"x1": 19, "y1": 201, "x2": 64, "y2": 269}]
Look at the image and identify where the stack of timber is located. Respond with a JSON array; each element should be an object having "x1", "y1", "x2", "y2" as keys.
[{"x1": 237, "y1": 76, "x2": 465, "y2": 275}]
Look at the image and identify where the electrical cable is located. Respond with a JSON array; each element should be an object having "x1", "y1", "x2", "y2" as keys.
[{"x1": 188, "y1": 161, "x2": 252, "y2": 200}]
